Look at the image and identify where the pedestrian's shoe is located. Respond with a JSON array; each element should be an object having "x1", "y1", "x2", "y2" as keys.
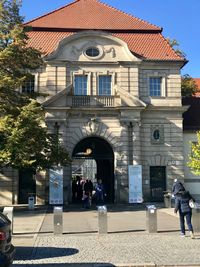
[
  {"x1": 180, "y1": 233, "x2": 185, "y2": 237},
  {"x1": 190, "y1": 231, "x2": 195, "y2": 239}
]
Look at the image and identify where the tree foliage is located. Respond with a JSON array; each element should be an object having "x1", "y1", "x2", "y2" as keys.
[
  {"x1": 181, "y1": 74, "x2": 198, "y2": 97},
  {"x1": 188, "y1": 132, "x2": 200, "y2": 175},
  {"x1": 166, "y1": 38, "x2": 186, "y2": 58},
  {"x1": 0, "y1": 0, "x2": 71, "y2": 170},
  {"x1": 0, "y1": 101, "x2": 71, "y2": 169},
  {"x1": 0, "y1": 0, "x2": 43, "y2": 115}
]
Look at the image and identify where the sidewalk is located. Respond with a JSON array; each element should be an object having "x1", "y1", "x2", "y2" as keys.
[{"x1": 11, "y1": 205, "x2": 200, "y2": 267}]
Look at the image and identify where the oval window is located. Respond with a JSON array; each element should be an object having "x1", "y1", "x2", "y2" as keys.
[
  {"x1": 85, "y1": 47, "x2": 99, "y2": 57},
  {"x1": 153, "y1": 130, "x2": 160, "y2": 140}
]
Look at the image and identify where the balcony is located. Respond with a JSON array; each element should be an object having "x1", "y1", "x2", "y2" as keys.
[{"x1": 66, "y1": 95, "x2": 120, "y2": 107}]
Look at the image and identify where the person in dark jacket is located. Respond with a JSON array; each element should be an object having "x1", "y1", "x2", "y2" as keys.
[
  {"x1": 172, "y1": 179, "x2": 185, "y2": 196},
  {"x1": 174, "y1": 190, "x2": 195, "y2": 238},
  {"x1": 95, "y1": 179, "x2": 106, "y2": 206}
]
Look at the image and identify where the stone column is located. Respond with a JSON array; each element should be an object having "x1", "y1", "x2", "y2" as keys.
[{"x1": 120, "y1": 119, "x2": 141, "y2": 166}]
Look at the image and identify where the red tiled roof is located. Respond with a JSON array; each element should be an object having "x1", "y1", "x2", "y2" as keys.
[
  {"x1": 25, "y1": 0, "x2": 185, "y2": 61},
  {"x1": 193, "y1": 78, "x2": 200, "y2": 89},
  {"x1": 25, "y1": 0, "x2": 160, "y2": 31},
  {"x1": 27, "y1": 31, "x2": 183, "y2": 60},
  {"x1": 193, "y1": 78, "x2": 200, "y2": 97}
]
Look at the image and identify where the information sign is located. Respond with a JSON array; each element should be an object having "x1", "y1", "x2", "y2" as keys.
[
  {"x1": 49, "y1": 167, "x2": 63, "y2": 204},
  {"x1": 128, "y1": 165, "x2": 143, "y2": 203}
]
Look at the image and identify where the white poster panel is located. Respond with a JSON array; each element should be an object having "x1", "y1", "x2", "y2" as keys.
[
  {"x1": 49, "y1": 167, "x2": 63, "y2": 205},
  {"x1": 128, "y1": 165, "x2": 143, "y2": 203}
]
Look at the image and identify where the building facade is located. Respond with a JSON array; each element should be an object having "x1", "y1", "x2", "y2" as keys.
[
  {"x1": 0, "y1": 0, "x2": 188, "y2": 205},
  {"x1": 183, "y1": 97, "x2": 200, "y2": 200}
]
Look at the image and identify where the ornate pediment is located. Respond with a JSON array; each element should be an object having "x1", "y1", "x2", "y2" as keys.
[{"x1": 45, "y1": 31, "x2": 141, "y2": 63}]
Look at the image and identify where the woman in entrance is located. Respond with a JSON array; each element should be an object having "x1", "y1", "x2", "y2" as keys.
[
  {"x1": 95, "y1": 179, "x2": 106, "y2": 206},
  {"x1": 174, "y1": 189, "x2": 195, "y2": 238}
]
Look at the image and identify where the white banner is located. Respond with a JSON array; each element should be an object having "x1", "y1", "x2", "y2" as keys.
[
  {"x1": 49, "y1": 167, "x2": 63, "y2": 205},
  {"x1": 128, "y1": 165, "x2": 143, "y2": 203}
]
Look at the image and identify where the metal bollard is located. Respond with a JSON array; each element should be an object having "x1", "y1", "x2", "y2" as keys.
[
  {"x1": 164, "y1": 193, "x2": 171, "y2": 208},
  {"x1": 28, "y1": 196, "x2": 35, "y2": 210},
  {"x1": 192, "y1": 204, "x2": 200, "y2": 232},
  {"x1": 53, "y1": 206, "x2": 63, "y2": 235},
  {"x1": 3, "y1": 207, "x2": 14, "y2": 234},
  {"x1": 146, "y1": 205, "x2": 157, "y2": 233},
  {"x1": 98, "y1": 205, "x2": 107, "y2": 234}
]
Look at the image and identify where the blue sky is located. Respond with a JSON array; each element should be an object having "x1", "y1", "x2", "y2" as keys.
[{"x1": 20, "y1": 0, "x2": 200, "y2": 77}]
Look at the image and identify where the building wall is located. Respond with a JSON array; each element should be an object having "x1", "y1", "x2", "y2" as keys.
[
  {"x1": 183, "y1": 132, "x2": 200, "y2": 200},
  {"x1": 0, "y1": 168, "x2": 18, "y2": 205},
  {"x1": 0, "y1": 32, "x2": 185, "y2": 205}
]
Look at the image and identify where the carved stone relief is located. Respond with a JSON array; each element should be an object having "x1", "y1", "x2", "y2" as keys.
[{"x1": 71, "y1": 41, "x2": 116, "y2": 59}]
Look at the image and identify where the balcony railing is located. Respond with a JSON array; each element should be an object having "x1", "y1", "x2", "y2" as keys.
[{"x1": 66, "y1": 95, "x2": 120, "y2": 107}]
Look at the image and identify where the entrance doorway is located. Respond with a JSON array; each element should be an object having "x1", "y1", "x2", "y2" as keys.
[
  {"x1": 150, "y1": 166, "x2": 166, "y2": 202},
  {"x1": 72, "y1": 137, "x2": 114, "y2": 203},
  {"x1": 18, "y1": 169, "x2": 36, "y2": 204}
]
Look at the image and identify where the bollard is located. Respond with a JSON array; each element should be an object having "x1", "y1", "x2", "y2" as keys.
[
  {"x1": 28, "y1": 196, "x2": 35, "y2": 210},
  {"x1": 53, "y1": 206, "x2": 63, "y2": 235},
  {"x1": 3, "y1": 207, "x2": 14, "y2": 234},
  {"x1": 146, "y1": 205, "x2": 157, "y2": 233},
  {"x1": 192, "y1": 204, "x2": 200, "y2": 232},
  {"x1": 98, "y1": 205, "x2": 107, "y2": 234},
  {"x1": 164, "y1": 193, "x2": 171, "y2": 208}
]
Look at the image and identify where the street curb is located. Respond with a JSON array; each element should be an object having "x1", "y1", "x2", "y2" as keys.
[{"x1": 94, "y1": 265, "x2": 200, "y2": 267}]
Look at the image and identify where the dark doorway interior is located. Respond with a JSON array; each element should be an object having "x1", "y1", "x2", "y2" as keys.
[
  {"x1": 150, "y1": 166, "x2": 166, "y2": 202},
  {"x1": 72, "y1": 137, "x2": 114, "y2": 203},
  {"x1": 18, "y1": 169, "x2": 36, "y2": 204}
]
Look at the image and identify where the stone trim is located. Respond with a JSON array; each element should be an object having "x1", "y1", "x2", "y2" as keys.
[{"x1": 184, "y1": 179, "x2": 200, "y2": 183}]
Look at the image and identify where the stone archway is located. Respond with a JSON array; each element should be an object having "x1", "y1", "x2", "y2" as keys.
[{"x1": 72, "y1": 136, "x2": 115, "y2": 203}]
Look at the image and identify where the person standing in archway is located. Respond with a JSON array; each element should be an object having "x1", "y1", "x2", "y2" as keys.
[{"x1": 95, "y1": 179, "x2": 106, "y2": 206}]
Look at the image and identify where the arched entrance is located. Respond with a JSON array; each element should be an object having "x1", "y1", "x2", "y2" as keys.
[{"x1": 72, "y1": 136, "x2": 114, "y2": 203}]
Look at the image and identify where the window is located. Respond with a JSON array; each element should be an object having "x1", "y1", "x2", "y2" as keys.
[
  {"x1": 85, "y1": 47, "x2": 99, "y2": 57},
  {"x1": 153, "y1": 130, "x2": 160, "y2": 141},
  {"x1": 151, "y1": 125, "x2": 164, "y2": 144},
  {"x1": 22, "y1": 75, "x2": 35, "y2": 93},
  {"x1": 74, "y1": 75, "x2": 87, "y2": 95},
  {"x1": 98, "y1": 75, "x2": 111, "y2": 95},
  {"x1": 149, "y1": 77, "x2": 162, "y2": 97}
]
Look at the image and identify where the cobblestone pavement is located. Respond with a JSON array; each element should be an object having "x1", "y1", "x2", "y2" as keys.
[
  {"x1": 11, "y1": 206, "x2": 200, "y2": 267},
  {"x1": 12, "y1": 232, "x2": 200, "y2": 267}
]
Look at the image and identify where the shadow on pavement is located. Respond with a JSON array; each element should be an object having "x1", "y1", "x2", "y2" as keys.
[
  {"x1": 12, "y1": 264, "x2": 116, "y2": 267},
  {"x1": 14, "y1": 247, "x2": 79, "y2": 260}
]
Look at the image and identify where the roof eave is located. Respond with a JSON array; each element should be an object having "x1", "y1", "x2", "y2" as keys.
[
  {"x1": 24, "y1": 26, "x2": 163, "y2": 34},
  {"x1": 144, "y1": 59, "x2": 188, "y2": 68}
]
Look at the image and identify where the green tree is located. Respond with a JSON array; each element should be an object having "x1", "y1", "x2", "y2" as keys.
[
  {"x1": 0, "y1": 0, "x2": 71, "y2": 170},
  {"x1": 181, "y1": 74, "x2": 198, "y2": 97},
  {"x1": 188, "y1": 132, "x2": 200, "y2": 175},
  {"x1": 0, "y1": 0, "x2": 42, "y2": 115},
  {"x1": 0, "y1": 101, "x2": 71, "y2": 169},
  {"x1": 166, "y1": 38, "x2": 186, "y2": 58}
]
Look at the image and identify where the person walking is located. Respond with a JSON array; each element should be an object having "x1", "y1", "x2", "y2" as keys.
[
  {"x1": 95, "y1": 179, "x2": 106, "y2": 206},
  {"x1": 172, "y1": 179, "x2": 185, "y2": 197},
  {"x1": 174, "y1": 190, "x2": 195, "y2": 238}
]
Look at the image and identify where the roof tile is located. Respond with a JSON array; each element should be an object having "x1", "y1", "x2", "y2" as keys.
[
  {"x1": 25, "y1": 0, "x2": 184, "y2": 61},
  {"x1": 25, "y1": 0, "x2": 161, "y2": 31},
  {"x1": 27, "y1": 31, "x2": 183, "y2": 60}
]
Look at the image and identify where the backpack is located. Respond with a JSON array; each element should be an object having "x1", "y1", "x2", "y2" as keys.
[{"x1": 180, "y1": 193, "x2": 191, "y2": 213}]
